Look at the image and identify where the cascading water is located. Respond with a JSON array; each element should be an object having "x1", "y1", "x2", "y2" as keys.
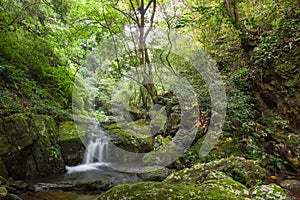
[
  {"x1": 66, "y1": 122, "x2": 112, "y2": 174},
  {"x1": 82, "y1": 137, "x2": 109, "y2": 164}
]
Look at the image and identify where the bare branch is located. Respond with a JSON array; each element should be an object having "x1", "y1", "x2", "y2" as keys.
[
  {"x1": 129, "y1": 0, "x2": 141, "y2": 27},
  {"x1": 112, "y1": 5, "x2": 138, "y2": 25}
]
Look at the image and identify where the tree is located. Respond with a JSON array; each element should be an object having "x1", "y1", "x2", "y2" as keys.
[{"x1": 111, "y1": 0, "x2": 158, "y2": 106}]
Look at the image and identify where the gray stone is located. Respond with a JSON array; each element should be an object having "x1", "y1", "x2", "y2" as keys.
[
  {"x1": 12, "y1": 180, "x2": 28, "y2": 191},
  {"x1": 138, "y1": 166, "x2": 173, "y2": 181}
]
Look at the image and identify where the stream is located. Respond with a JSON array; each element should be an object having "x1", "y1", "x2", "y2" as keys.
[{"x1": 19, "y1": 126, "x2": 143, "y2": 200}]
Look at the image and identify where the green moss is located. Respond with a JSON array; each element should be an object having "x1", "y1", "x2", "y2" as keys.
[
  {"x1": 58, "y1": 121, "x2": 82, "y2": 140},
  {"x1": 98, "y1": 181, "x2": 248, "y2": 200},
  {"x1": 250, "y1": 184, "x2": 288, "y2": 200},
  {"x1": 105, "y1": 120, "x2": 153, "y2": 153},
  {"x1": 142, "y1": 142, "x2": 179, "y2": 166},
  {"x1": 0, "y1": 186, "x2": 7, "y2": 198},
  {"x1": 165, "y1": 156, "x2": 266, "y2": 187},
  {"x1": 199, "y1": 179, "x2": 249, "y2": 198}
]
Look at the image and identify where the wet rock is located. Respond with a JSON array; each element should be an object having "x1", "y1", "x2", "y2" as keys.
[
  {"x1": 32, "y1": 181, "x2": 113, "y2": 192},
  {"x1": 165, "y1": 156, "x2": 266, "y2": 187},
  {"x1": 31, "y1": 168, "x2": 142, "y2": 193},
  {"x1": 12, "y1": 180, "x2": 28, "y2": 191},
  {"x1": 250, "y1": 183, "x2": 288, "y2": 200}
]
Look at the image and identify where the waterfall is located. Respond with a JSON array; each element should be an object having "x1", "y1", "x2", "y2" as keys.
[{"x1": 82, "y1": 138, "x2": 109, "y2": 164}]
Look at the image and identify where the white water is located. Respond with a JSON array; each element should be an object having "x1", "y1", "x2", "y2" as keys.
[
  {"x1": 66, "y1": 122, "x2": 112, "y2": 174},
  {"x1": 65, "y1": 162, "x2": 110, "y2": 174},
  {"x1": 82, "y1": 138, "x2": 109, "y2": 164},
  {"x1": 66, "y1": 137, "x2": 111, "y2": 174}
]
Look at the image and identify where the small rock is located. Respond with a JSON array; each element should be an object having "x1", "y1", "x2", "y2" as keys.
[
  {"x1": 12, "y1": 180, "x2": 28, "y2": 191},
  {"x1": 4, "y1": 193, "x2": 22, "y2": 200},
  {"x1": 0, "y1": 186, "x2": 8, "y2": 198}
]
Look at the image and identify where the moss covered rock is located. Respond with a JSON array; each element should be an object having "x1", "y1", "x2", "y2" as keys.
[
  {"x1": 165, "y1": 156, "x2": 266, "y2": 187},
  {"x1": 58, "y1": 121, "x2": 85, "y2": 166},
  {"x1": 250, "y1": 184, "x2": 288, "y2": 200},
  {"x1": 0, "y1": 186, "x2": 8, "y2": 198},
  {"x1": 0, "y1": 114, "x2": 65, "y2": 179},
  {"x1": 98, "y1": 181, "x2": 249, "y2": 200},
  {"x1": 105, "y1": 120, "x2": 153, "y2": 153},
  {"x1": 199, "y1": 179, "x2": 250, "y2": 199}
]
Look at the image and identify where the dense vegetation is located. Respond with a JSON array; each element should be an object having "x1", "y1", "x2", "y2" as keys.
[{"x1": 1, "y1": 0, "x2": 299, "y2": 183}]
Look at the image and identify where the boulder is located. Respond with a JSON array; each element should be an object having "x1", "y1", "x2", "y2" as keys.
[
  {"x1": 98, "y1": 181, "x2": 250, "y2": 200},
  {"x1": 58, "y1": 121, "x2": 85, "y2": 166},
  {"x1": 165, "y1": 156, "x2": 266, "y2": 187},
  {"x1": 12, "y1": 180, "x2": 28, "y2": 191},
  {"x1": 198, "y1": 179, "x2": 250, "y2": 199},
  {"x1": 0, "y1": 186, "x2": 8, "y2": 198},
  {"x1": 0, "y1": 114, "x2": 65, "y2": 179},
  {"x1": 105, "y1": 120, "x2": 153, "y2": 155}
]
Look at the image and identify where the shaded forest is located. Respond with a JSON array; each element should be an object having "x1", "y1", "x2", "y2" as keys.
[{"x1": 0, "y1": 0, "x2": 300, "y2": 199}]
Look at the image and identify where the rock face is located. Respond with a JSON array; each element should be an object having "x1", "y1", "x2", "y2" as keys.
[
  {"x1": 0, "y1": 114, "x2": 84, "y2": 179},
  {"x1": 0, "y1": 114, "x2": 65, "y2": 179},
  {"x1": 57, "y1": 121, "x2": 85, "y2": 166}
]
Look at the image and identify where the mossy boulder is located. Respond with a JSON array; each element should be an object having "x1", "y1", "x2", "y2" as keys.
[
  {"x1": 0, "y1": 186, "x2": 8, "y2": 198},
  {"x1": 105, "y1": 120, "x2": 153, "y2": 153},
  {"x1": 58, "y1": 121, "x2": 85, "y2": 166},
  {"x1": 250, "y1": 184, "x2": 288, "y2": 200},
  {"x1": 199, "y1": 179, "x2": 250, "y2": 199},
  {"x1": 141, "y1": 137, "x2": 176, "y2": 166},
  {"x1": 98, "y1": 181, "x2": 249, "y2": 200},
  {"x1": 165, "y1": 156, "x2": 266, "y2": 187},
  {"x1": 0, "y1": 114, "x2": 65, "y2": 179}
]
